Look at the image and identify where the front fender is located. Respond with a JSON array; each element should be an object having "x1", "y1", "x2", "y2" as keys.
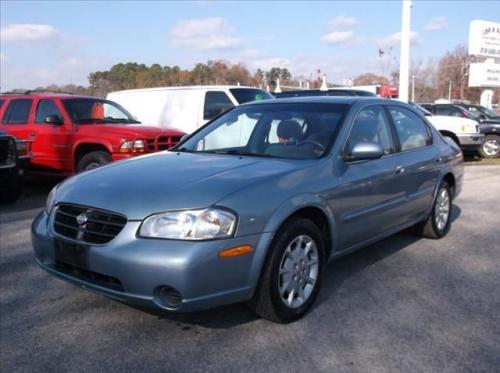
[
  {"x1": 72, "y1": 139, "x2": 114, "y2": 155},
  {"x1": 246, "y1": 193, "x2": 337, "y2": 295}
]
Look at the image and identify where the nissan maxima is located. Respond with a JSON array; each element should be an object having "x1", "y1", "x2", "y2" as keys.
[{"x1": 32, "y1": 97, "x2": 463, "y2": 323}]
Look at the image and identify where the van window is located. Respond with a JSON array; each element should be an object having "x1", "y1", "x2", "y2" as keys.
[
  {"x1": 203, "y1": 91, "x2": 234, "y2": 120},
  {"x1": 2, "y1": 99, "x2": 33, "y2": 124},
  {"x1": 35, "y1": 99, "x2": 63, "y2": 124},
  {"x1": 229, "y1": 88, "x2": 273, "y2": 104}
]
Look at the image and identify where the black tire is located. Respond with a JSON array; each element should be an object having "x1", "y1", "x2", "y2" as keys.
[
  {"x1": 478, "y1": 134, "x2": 500, "y2": 158},
  {"x1": 417, "y1": 181, "x2": 452, "y2": 239},
  {"x1": 248, "y1": 218, "x2": 325, "y2": 323},
  {"x1": 76, "y1": 151, "x2": 111, "y2": 172}
]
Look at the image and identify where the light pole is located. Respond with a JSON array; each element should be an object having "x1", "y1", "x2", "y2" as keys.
[
  {"x1": 411, "y1": 74, "x2": 415, "y2": 101},
  {"x1": 398, "y1": 0, "x2": 412, "y2": 102},
  {"x1": 448, "y1": 79, "x2": 452, "y2": 101}
]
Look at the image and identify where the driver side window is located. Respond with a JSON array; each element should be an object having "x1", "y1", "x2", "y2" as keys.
[{"x1": 347, "y1": 106, "x2": 394, "y2": 155}]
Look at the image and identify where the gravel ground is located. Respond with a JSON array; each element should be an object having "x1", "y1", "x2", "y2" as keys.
[{"x1": 1, "y1": 166, "x2": 499, "y2": 373}]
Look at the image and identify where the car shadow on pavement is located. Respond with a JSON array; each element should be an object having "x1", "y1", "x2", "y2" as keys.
[{"x1": 126, "y1": 205, "x2": 462, "y2": 329}]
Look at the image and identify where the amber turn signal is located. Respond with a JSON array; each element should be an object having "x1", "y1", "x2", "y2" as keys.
[{"x1": 218, "y1": 245, "x2": 253, "y2": 258}]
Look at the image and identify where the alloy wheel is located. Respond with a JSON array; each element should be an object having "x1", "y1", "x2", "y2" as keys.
[{"x1": 435, "y1": 188, "x2": 450, "y2": 231}]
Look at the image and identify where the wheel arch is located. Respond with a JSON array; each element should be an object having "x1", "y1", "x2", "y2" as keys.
[{"x1": 73, "y1": 141, "x2": 112, "y2": 170}]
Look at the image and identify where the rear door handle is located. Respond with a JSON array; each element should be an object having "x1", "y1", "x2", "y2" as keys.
[
  {"x1": 395, "y1": 165, "x2": 405, "y2": 174},
  {"x1": 435, "y1": 156, "x2": 443, "y2": 163}
]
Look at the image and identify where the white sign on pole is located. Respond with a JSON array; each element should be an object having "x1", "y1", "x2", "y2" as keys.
[
  {"x1": 468, "y1": 20, "x2": 500, "y2": 58},
  {"x1": 468, "y1": 60, "x2": 500, "y2": 87}
]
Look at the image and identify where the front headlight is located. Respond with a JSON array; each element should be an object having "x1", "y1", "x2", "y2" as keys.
[
  {"x1": 45, "y1": 185, "x2": 57, "y2": 215},
  {"x1": 139, "y1": 208, "x2": 237, "y2": 240}
]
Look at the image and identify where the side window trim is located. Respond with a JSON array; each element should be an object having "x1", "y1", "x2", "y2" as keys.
[
  {"x1": 342, "y1": 104, "x2": 395, "y2": 158},
  {"x1": 387, "y1": 105, "x2": 433, "y2": 153}
]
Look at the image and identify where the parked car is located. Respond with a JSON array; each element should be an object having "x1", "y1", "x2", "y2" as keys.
[
  {"x1": 107, "y1": 86, "x2": 274, "y2": 134},
  {"x1": 274, "y1": 88, "x2": 376, "y2": 99},
  {"x1": 454, "y1": 103, "x2": 500, "y2": 120},
  {"x1": 421, "y1": 103, "x2": 500, "y2": 158},
  {"x1": 0, "y1": 130, "x2": 30, "y2": 203},
  {"x1": 33, "y1": 97, "x2": 463, "y2": 323},
  {"x1": 0, "y1": 93, "x2": 185, "y2": 174},
  {"x1": 408, "y1": 102, "x2": 483, "y2": 152}
]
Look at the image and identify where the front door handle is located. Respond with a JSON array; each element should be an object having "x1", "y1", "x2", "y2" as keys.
[
  {"x1": 395, "y1": 165, "x2": 405, "y2": 174},
  {"x1": 435, "y1": 156, "x2": 443, "y2": 163},
  {"x1": 28, "y1": 132, "x2": 37, "y2": 139}
]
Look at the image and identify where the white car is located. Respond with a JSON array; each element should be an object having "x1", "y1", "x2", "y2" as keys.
[
  {"x1": 410, "y1": 103, "x2": 484, "y2": 151},
  {"x1": 107, "y1": 86, "x2": 273, "y2": 134}
]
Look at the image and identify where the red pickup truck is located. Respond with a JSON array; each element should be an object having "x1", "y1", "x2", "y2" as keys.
[{"x1": 0, "y1": 93, "x2": 185, "y2": 174}]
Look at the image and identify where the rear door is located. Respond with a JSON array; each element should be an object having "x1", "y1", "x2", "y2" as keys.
[{"x1": 386, "y1": 105, "x2": 441, "y2": 217}]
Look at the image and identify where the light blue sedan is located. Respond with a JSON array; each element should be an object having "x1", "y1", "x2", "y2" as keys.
[{"x1": 32, "y1": 97, "x2": 463, "y2": 323}]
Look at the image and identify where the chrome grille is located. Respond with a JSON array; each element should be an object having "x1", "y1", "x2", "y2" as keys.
[{"x1": 53, "y1": 204, "x2": 127, "y2": 245}]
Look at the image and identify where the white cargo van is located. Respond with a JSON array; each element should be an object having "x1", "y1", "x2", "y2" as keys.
[{"x1": 107, "y1": 86, "x2": 273, "y2": 134}]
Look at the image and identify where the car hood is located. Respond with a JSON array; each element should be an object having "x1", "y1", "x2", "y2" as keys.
[
  {"x1": 75, "y1": 123, "x2": 185, "y2": 138},
  {"x1": 55, "y1": 152, "x2": 309, "y2": 219}
]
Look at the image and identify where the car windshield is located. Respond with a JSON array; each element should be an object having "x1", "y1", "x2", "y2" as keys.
[
  {"x1": 177, "y1": 103, "x2": 348, "y2": 160},
  {"x1": 476, "y1": 106, "x2": 498, "y2": 118},
  {"x1": 62, "y1": 98, "x2": 140, "y2": 124},
  {"x1": 229, "y1": 88, "x2": 274, "y2": 104}
]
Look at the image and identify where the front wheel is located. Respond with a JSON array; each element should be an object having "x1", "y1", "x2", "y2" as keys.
[
  {"x1": 76, "y1": 151, "x2": 111, "y2": 172},
  {"x1": 417, "y1": 182, "x2": 452, "y2": 239},
  {"x1": 479, "y1": 134, "x2": 500, "y2": 158},
  {"x1": 248, "y1": 218, "x2": 325, "y2": 323}
]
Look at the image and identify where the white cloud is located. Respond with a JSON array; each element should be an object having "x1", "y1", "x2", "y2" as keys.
[
  {"x1": 377, "y1": 31, "x2": 422, "y2": 49},
  {"x1": 321, "y1": 30, "x2": 355, "y2": 45},
  {"x1": 240, "y1": 49, "x2": 264, "y2": 58},
  {"x1": 330, "y1": 15, "x2": 357, "y2": 29},
  {"x1": 0, "y1": 24, "x2": 60, "y2": 43},
  {"x1": 425, "y1": 17, "x2": 448, "y2": 31},
  {"x1": 251, "y1": 57, "x2": 292, "y2": 71},
  {"x1": 170, "y1": 17, "x2": 240, "y2": 51}
]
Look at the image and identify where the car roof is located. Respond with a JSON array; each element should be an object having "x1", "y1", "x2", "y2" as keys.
[
  {"x1": 108, "y1": 85, "x2": 261, "y2": 95},
  {"x1": 242, "y1": 96, "x2": 388, "y2": 106},
  {"x1": 0, "y1": 93, "x2": 98, "y2": 100}
]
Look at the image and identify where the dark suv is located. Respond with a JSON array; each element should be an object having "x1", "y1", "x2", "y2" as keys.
[{"x1": 421, "y1": 103, "x2": 500, "y2": 158}]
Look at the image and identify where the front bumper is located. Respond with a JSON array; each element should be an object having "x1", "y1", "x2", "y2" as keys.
[
  {"x1": 456, "y1": 133, "x2": 484, "y2": 149},
  {"x1": 32, "y1": 211, "x2": 273, "y2": 312}
]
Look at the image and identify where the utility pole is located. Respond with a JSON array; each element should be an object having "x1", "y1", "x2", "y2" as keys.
[
  {"x1": 411, "y1": 75, "x2": 415, "y2": 101},
  {"x1": 398, "y1": 0, "x2": 412, "y2": 102},
  {"x1": 448, "y1": 80, "x2": 452, "y2": 101}
]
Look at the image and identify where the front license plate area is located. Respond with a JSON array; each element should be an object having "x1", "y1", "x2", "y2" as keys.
[{"x1": 54, "y1": 239, "x2": 89, "y2": 270}]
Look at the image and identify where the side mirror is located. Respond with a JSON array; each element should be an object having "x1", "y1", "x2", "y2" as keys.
[
  {"x1": 346, "y1": 142, "x2": 384, "y2": 161},
  {"x1": 45, "y1": 115, "x2": 63, "y2": 125}
]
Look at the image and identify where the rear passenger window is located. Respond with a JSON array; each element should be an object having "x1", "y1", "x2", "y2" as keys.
[
  {"x1": 35, "y1": 99, "x2": 63, "y2": 124},
  {"x1": 2, "y1": 99, "x2": 33, "y2": 124},
  {"x1": 389, "y1": 106, "x2": 431, "y2": 151},
  {"x1": 204, "y1": 92, "x2": 234, "y2": 120},
  {"x1": 347, "y1": 106, "x2": 394, "y2": 155}
]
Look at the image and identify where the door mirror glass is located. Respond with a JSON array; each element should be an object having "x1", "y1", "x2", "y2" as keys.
[
  {"x1": 45, "y1": 115, "x2": 63, "y2": 125},
  {"x1": 347, "y1": 142, "x2": 384, "y2": 161}
]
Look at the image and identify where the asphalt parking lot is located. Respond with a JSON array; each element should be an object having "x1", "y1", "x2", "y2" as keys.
[{"x1": 1, "y1": 165, "x2": 499, "y2": 372}]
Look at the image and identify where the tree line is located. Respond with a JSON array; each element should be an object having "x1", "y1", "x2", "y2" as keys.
[{"x1": 8, "y1": 44, "x2": 498, "y2": 104}]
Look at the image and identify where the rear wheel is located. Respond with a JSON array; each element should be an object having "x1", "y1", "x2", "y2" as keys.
[
  {"x1": 248, "y1": 218, "x2": 325, "y2": 323},
  {"x1": 76, "y1": 151, "x2": 111, "y2": 172},
  {"x1": 479, "y1": 134, "x2": 500, "y2": 158},
  {"x1": 417, "y1": 181, "x2": 452, "y2": 239}
]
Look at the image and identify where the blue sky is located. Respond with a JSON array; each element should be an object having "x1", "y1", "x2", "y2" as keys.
[{"x1": 1, "y1": 0, "x2": 499, "y2": 90}]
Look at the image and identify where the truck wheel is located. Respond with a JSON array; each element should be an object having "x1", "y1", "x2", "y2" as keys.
[
  {"x1": 76, "y1": 151, "x2": 111, "y2": 172},
  {"x1": 248, "y1": 218, "x2": 325, "y2": 323},
  {"x1": 479, "y1": 134, "x2": 500, "y2": 158},
  {"x1": 417, "y1": 181, "x2": 452, "y2": 239}
]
